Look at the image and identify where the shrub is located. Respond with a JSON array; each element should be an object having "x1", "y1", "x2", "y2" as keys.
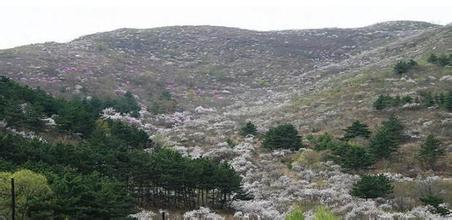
[
  {"x1": 310, "y1": 133, "x2": 339, "y2": 151},
  {"x1": 285, "y1": 207, "x2": 304, "y2": 220},
  {"x1": 240, "y1": 121, "x2": 257, "y2": 136},
  {"x1": 351, "y1": 174, "x2": 393, "y2": 199},
  {"x1": 420, "y1": 194, "x2": 451, "y2": 216},
  {"x1": 262, "y1": 124, "x2": 302, "y2": 150},
  {"x1": 314, "y1": 206, "x2": 340, "y2": 220},
  {"x1": 394, "y1": 59, "x2": 417, "y2": 74}
]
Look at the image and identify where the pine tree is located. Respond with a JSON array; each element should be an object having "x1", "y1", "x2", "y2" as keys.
[
  {"x1": 351, "y1": 174, "x2": 393, "y2": 199},
  {"x1": 418, "y1": 135, "x2": 445, "y2": 169},
  {"x1": 373, "y1": 95, "x2": 386, "y2": 110},
  {"x1": 446, "y1": 91, "x2": 452, "y2": 112},
  {"x1": 262, "y1": 124, "x2": 302, "y2": 150},
  {"x1": 369, "y1": 115, "x2": 403, "y2": 159},
  {"x1": 427, "y1": 53, "x2": 438, "y2": 64},
  {"x1": 240, "y1": 121, "x2": 257, "y2": 136},
  {"x1": 343, "y1": 120, "x2": 371, "y2": 140}
]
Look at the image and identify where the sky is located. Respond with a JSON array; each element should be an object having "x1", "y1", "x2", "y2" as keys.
[{"x1": 1, "y1": 0, "x2": 452, "y2": 49}]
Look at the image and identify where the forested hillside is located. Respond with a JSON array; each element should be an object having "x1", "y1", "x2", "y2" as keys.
[
  {"x1": 1, "y1": 21, "x2": 452, "y2": 219},
  {"x1": 0, "y1": 77, "x2": 242, "y2": 219}
]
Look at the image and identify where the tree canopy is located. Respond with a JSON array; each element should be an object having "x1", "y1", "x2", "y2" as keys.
[{"x1": 262, "y1": 124, "x2": 302, "y2": 150}]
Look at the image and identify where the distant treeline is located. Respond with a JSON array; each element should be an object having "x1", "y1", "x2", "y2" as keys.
[{"x1": 373, "y1": 91, "x2": 452, "y2": 111}]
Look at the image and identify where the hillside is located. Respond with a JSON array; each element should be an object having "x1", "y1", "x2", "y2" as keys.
[{"x1": 1, "y1": 21, "x2": 452, "y2": 219}]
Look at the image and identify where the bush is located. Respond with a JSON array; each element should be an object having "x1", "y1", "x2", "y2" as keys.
[
  {"x1": 393, "y1": 59, "x2": 417, "y2": 74},
  {"x1": 285, "y1": 207, "x2": 304, "y2": 220},
  {"x1": 420, "y1": 194, "x2": 451, "y2": 216},
  {"x1": 351, "y1": 174, "x2": 393, "y2": 199},
  {"x1": 314, "y1": 206, "x2": 340, "y2": 220},
  {"x1": 240, "y1": 121, "x2": 257, "y2": 136},
  {"x1": 427, "y1": 53, "x2": 452, "y2": 67},
  {"x1": 262, "y1": 124, "x2": 302, "y2": 150}
]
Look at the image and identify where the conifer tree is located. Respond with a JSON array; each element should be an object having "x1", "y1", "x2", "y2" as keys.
[
  {"x1": 262, "y1": 124, "x2": 302, "y2": 150},
  {"x1": 351, "y1": 174, "x2": 393, "y2": 199},
  {"x1": 418, "y1": 135, "x2": 445, "y2": 169},
  {"x1": 240, "y1": 121, "x2": 258, "y2": 136},
  {"x1": 342, "y1": 120, "x2": 371, "y2": 141},
  {"x1": 369, "y1": 115, "x2": 403, "y2": 159}
]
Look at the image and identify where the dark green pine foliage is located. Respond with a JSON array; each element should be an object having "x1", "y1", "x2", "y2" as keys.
[
  {"x1": 0, "y1": 76, "x2": 243, "y2": 218},
  {"x1": 262, "y1": 124, "x2": 302, "y2": 150},
  {"x1": 333, "y1": 144, "x2": 374, "y2": 170},
  {"x1": 351, "y1": 174, "x2": 393, "y2": 199},
  {"x1": 420, "y1": 194, "x2": 451, "y2": 216},
  {"x1": 393, "y1": 59, "x2": 417, "y2": 74},
  {"x1": 427, "y1": 53, "x2": 438, "y2": 63},
  {"x1": 240, "y1": 121, "x2": 258, "y2": 136},
  {"x1": 446, "y1": 91, "x2": 452, "y2": 112},
  {"x1": 427, "y1": 53, "x2": 452, "y2": 67},
  {"x1": 369, "y1": 115, "x2": 403, "y2": 159},
  {"x1": 342, "y1": 120, "x2": 371, "y2": 141},
  {"x1": 418, "y1": 135, "x2": 445, "y2": 169}
]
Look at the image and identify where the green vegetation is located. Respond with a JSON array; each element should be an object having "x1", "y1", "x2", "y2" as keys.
[
  {"x1": 0, "y1": 77, "x2": 242, "y2": 218},
  {"x1": 313, "y1": 206, "x2": 340, "y2": 220},
  {"x1": 262, "y1": 124, "x2": 302, "y2": 150},
  {"x1": 373, "y1": 91, "x2": 452, "y2": 112},
  {"x1": 285, "y1": 207, "x2": 304, "y2": 220},
  {"x1": 308, "y1": 133, "x2": 338, "y2": 151},
  {"x1": 333, "y1": 144, "x2": 374, "y2": 170},
  {"x1": 342, "y1": 120, "x2": 371, "y2": 140},
  {"x1": 351, "y1": 174, "x2": 393, "y2": 199},
  {"x1": 0, "y1": 170, "x2": 53, "y2": 219},
  {"x1": 373, "y1": 94, "x2": 413, "y2": 110},
  {"x1": 148, "y1": 90, "x2": 178, "y2": 114},
  {"x1": 0, "y1": 76, "x2": 141, "y2": 136},
  {"x1": 240, "y1": 121, "x2": 258, "y2": 137},
  {"x1": 420, "y1": 194, "x2": 451, "y2": 216},
  {"x1": 427, "y1": 53, "x2": 452, "y2": 67},
  {"x1": 369, "y1": 115, "x2": 403, "y2": 159},
  {"x1": 418, "y1": 135, "x2": 445, "y2": 169},
  {"x1": 393, "y1": 59, "x2": 417, "y2": 74}
]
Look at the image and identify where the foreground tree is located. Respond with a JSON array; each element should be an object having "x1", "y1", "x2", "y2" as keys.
[
  {"x1": 418, "y1": 135, "x2": 445, "y2": 169},
  {"x1": 262, "y1": 124, "x2": 302, "y2": 150},
  {"x1": 369, "y1": 115, "x2": 403, "y2": 159},
  {"x1": 334, "y1": 144, "x2": 374, "y2": 171},
  {"x1": 351, "y1": 174, "x2": 393, "y2": 199},
  {"x1": 0, "y1": 169, "x2": 53, "y2": 219}
]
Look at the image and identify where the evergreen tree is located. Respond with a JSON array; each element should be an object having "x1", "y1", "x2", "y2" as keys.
[
  {"x1": 240, "y1": 121, "x2": 258, "y2": 136},
  {"x1": 334, "y1": 144, "x2": 374, "y2": 170},
  {"x1": 418, "y1": 135, "x2": 445, "y2": 169},
  {"x1": 369, "y1": 115, "x2": 403, "y2": 159},
  {"x1": 394, "y1": 59, "x2": 417, "y2": 74},
  {"x1": 342, "y1": 120, "x2": 371, "y2": 141},
  {"x1": 373, "y1": 95, "x2": 387, "y2": 110},
  {"x1": 262, "y1": 124, "x2": 302, "y2": 150},
  {"x1": 421, "y1": 91, "x2": 435, "y2": 107},
  {"x1": 351, "y1": 174, "x2": 393, "y2": 199},
  {"x1": 427, "y1": 53, "x2": 438, "y2": 64},
  {"x1": 446, "y1": 91, "x2": 452, "y2": 112}
]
